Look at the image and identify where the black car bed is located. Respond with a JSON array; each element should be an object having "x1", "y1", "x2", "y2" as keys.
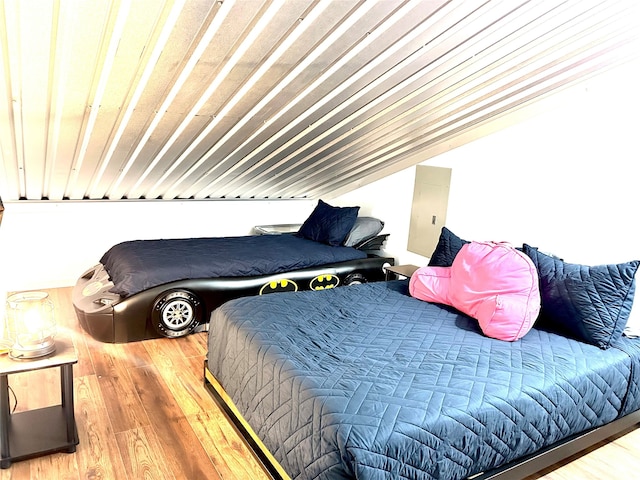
[{"x1": 73, "y1": 224, "x2": 392, "y2": 343}]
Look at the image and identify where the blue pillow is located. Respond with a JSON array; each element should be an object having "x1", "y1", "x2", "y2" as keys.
[
  {"x1": 428, "y1": 227, "x2": 469, "y2": 267},
  {"x1": 523, "y1": 244, "x2": 639, "y2": 349},
  {"x1": 297, "y1": 200, "x2": 359, "y2": 246}
]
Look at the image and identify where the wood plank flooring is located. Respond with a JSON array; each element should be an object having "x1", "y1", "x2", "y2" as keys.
[{"x1": 1, "y1": 286, "x2": 639, "y2": 479}]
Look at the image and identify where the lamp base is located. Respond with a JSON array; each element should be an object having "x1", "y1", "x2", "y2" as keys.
[{"x1": 9, "y1": 339, "x2": 56, "y2": 360}]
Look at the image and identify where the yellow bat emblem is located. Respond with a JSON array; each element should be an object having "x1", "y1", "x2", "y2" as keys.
[
  {"x1": 259, "y1": 279, "x2": 298, "y2": 295},
  {"x1": 310, "y1": 274, "x2": 340, "y2": 290}
]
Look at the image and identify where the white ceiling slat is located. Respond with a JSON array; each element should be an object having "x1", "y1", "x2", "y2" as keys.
[
  {"x1": 198, "y1": 0, "x2": 459, "y2": 199},
  {"x1": 137, "y1": 0, "x2": 291, "y2": 199},
  {"x1": 173, "y1": 0, "x2": 373, "y2": 200},
  {"x1": 302, "y1": 0, "x2": 640, "y2": 199},
  {"x1": 17, "y1": 0, "x2": 56, "y2": 199},
  {"x1": 107, "y1": 0, "x2": 229, "y2": 199},
  {"x1": 184, "y1": 2, "x2": 388, "y2": 199},
  {"x1": 0, "y1": 0, "x2": 638, "y2": 202},
  {"x1": 0, "y1": 0, "x2": 21, "y2": 200},
  {"x1": 150, "y1": 0, "x2": 316, "y2": 200},
  {"x1": 310, "y1": 37, "x2": 640, "y2": 198},
  {"x1": 45, "y1": 0, "x2": 76, "y2": 201},
  {"x1": 77, "y1": 0, "x2": 181, "y2": 200},
  {"x1": 282, "y1": 2, "x2": 636, "y2": 197},
  {"x1": 66, "y1": 0, "x2": 133, "y2": 199},
  {"x1": 237, "y1": 0, "x2": 533, "y2": 198},
  {"x1": 199, "y1": 2, "x2": 440, "y2": 198},
  {"x1": 2, "y1": 0, "x2": 28, "y2": 199},
  {"x1": 86, "y1": 0, "x2": 182, "y2": 199},
  {"x1": 69, "y1": 0, "x2": 131, "y2": 199},
  {"x1": 109, "y1": 0, "x2": 236, "y2": 200},
  {"x1": 274, "y1": 1, "x2": 639, "y2": 198},
  {"x1": 243, "y1": 0, "x2": 553, "y2": 199},
  {"x1": 46, "y1": 0, "x2": 115, "y2": 201}
]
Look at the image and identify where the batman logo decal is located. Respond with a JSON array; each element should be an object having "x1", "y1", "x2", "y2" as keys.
[
  {"x1": 310, "y1": 274, "x2": 340, "y2": 290},
  {"x1": 259, "y1": 279, "x2": 298, "y2": 295}
]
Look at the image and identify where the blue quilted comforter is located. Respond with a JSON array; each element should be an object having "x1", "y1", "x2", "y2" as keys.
[
  {"x1": 207, "y1": 281, "x2": 640, "y2": 480},
  {"x1": 100, "y1": 234, "x2": 367, "y2": 297}
]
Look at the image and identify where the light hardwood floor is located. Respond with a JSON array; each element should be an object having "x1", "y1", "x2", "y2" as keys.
[{"x1": 1, "y1": 286, "x2": 638, "y2": 479}]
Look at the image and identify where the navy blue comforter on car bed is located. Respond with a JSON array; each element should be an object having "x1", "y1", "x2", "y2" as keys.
[
  {"x1": 206, "y1": 280, "x2": 640, "y2": 480},
  {"x1": 101, "y1": 234, "x2": 367, "y2": 297}
]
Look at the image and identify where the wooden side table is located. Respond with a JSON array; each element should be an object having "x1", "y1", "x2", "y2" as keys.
[
  {"x1": 384, "y1": 264, "x2": 419, "y2": 281},
  {"x1": 0, "y1": 337, "x2": 78, "y2": 468}
]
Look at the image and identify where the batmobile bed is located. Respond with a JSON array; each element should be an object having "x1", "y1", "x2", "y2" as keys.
[{"x1": 73, "y1": 231, "x2": 392, "y2": 343}]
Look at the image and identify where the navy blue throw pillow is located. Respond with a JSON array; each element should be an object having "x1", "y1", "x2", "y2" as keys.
[
  {"x1": 297, "y1": 200, "x2": 359, "y2": 246},
  {"x1": 523, "y1": 244, "x2": 639, "y2": 349},
  {"x1": 428, "y1": 227, "x2": 470, "y2": 267}
]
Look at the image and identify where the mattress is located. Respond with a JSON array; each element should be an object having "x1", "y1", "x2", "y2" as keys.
[
  {"x1": 101, "y1": 233, "x2": 367, "y2": 297},
  {"x1": 206, "y1": 280, "x2": 640, "y2": 480}
]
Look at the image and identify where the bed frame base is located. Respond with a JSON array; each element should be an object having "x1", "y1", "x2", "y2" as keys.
[
  {"x1": 204, "y1": 360, "x2": 640, "y2": 480},
  {"x1": 473, "y1": 409, "x2": 640, "y2": 479},
  {"x1": 204, "y1": 363, "x2": 291, "y2": 480}
]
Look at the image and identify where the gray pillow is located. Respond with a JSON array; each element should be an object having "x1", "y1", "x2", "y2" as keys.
[{"x1": 343, "y1": 217, "x2": 384, "y2": 247}]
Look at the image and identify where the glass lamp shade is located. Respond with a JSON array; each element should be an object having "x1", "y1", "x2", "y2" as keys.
[{"x1": 5, "y1": 291, "x2": 56, "y2": 360}]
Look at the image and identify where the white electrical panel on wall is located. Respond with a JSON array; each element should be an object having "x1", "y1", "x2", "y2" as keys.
[{"x1": 407, "y1": 165, "x2": 451, "y2": 258}]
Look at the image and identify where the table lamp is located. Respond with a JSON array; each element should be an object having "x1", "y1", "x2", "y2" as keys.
[{"x1": 5, "y1": 291, "x2": 56, "y2": 360}]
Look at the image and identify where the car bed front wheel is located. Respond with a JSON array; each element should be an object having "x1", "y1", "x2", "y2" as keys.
[{"x1": 152, "y1": 290, "x2": 202, "y2": 338}]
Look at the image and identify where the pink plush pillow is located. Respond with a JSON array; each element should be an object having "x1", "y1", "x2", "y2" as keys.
[{"x1": 410, "y1": 241, "x2": 541, "y2": 341}]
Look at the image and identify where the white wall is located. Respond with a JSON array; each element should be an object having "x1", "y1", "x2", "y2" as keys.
[
  {"x1": 330, "y1": 167, "x2": 428, "y2": 266},
  {"x1": 0, "y1": 199, "x2": 314, "y2": 292},
  {"x1": 2, "y1": 60, "x2": 638, "y2": 297},
  {"x1": 333, "y1": 60, "x2": 640, "y2": 268}
]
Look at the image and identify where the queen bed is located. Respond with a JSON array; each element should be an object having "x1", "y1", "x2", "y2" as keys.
[{"x1": 204, "y1": 229, "x2": 640, "y2": 480}]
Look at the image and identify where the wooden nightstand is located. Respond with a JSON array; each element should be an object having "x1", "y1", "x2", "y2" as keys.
[
  {"x1": 384, "y1": 264, "x2": 419, "y2": 281},
  {"x1": 0, "y1": 337, "x2": 79, "y2": 468}
]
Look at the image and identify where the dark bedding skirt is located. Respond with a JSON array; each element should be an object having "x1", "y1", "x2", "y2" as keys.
[{"x1": 206, "y1": 281, "x2": 640, "y2": 480}]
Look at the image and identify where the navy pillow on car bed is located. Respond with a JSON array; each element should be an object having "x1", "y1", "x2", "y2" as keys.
[{"x1": 297, "y1": 200, "x2": 360, "y2": 247}]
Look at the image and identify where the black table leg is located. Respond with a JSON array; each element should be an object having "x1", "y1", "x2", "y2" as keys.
[
  {"x1": 60, "y1": 364, "x2": 77, "y2": 452},
  {"x1": 0, "y1": 374, "x2": 11, "y2": 468}
]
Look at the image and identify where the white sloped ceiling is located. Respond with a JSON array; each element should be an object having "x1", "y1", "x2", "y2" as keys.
[{"x1": 0, "y1": 0, "x2": 638, "y2": 202}]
